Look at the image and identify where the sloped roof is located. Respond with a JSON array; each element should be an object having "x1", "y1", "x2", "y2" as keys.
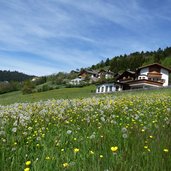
[
  {"x1": 116, "y1": 70, "x2": 136, "y2": 80},
  {"x1": 137, "y1": 63, "x2": 171, "y2": 72}
]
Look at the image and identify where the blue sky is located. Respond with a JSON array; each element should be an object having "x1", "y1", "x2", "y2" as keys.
[{"x1": 0, "y1": 0, "x2": 171, "y2": 76}]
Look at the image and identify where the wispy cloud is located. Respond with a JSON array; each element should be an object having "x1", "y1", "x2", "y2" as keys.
[{"x1": 0, "y1": 0, "x2": 171, "y2": 75}]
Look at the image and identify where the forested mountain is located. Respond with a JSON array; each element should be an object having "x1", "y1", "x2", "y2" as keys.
[
  {"x1": 0, "y1": 70, "x2": 35, "y2": 82},
  {"x1": 90, "y1": 47, "x2": 171, "y2": 73}
]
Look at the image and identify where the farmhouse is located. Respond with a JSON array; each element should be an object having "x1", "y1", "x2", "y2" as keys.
[
  {"x1": 98, "y1": 69, "x2": 114, "y2": 79},
  {"x1": 125, "y1": 63, "x2": 171, "y2": 89},
  {"x1": 96, "y1": 63, "x2": 171, "y2": 93},
  {"x1": 69, "y1": 78, "x2": 83, "y2": 85}
]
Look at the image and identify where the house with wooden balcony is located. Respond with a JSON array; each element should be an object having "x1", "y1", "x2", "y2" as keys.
[
  {"x1": 117, "y1": 63, "x2": 171, "y2": 89},
  {"x1": 96, "y1": 63, "x2": 171, "y2": 93}
]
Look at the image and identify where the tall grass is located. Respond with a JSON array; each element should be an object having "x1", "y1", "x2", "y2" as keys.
[{"x1": 0, "y1": 93, "x2": 171, "y2": 171}]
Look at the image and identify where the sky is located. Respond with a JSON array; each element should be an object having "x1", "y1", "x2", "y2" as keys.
[{"x1": 0, "y1": 0, "x2": 171, "y2": 76}]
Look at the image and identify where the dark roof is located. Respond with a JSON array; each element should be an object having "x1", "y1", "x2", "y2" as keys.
[
  {"x1": 137, "y1": 63, "x2": 171, "y2": 72},
  {"x1": 116, "y1": 70, "x2": 136, "y2": 80},
  {"x1": 79, "y1": 69, "x2": 98, "y2": 75}
]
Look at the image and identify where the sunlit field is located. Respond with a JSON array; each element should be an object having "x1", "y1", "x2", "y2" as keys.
[{"x1": 0, "y1": 93, "x2": 171, "y2": 171}]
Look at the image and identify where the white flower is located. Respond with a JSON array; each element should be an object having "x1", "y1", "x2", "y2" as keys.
[
  {"x1": 66, "y1": 130, "x2": 72, "y2": 134},
  {"x1": 121, "y1": 127, "x2": 127, "y2": 133},
  {"x1": 12, "y1": 127, "x2": 17, "y2": 133},
  {"x1": 122, "y1": 133, "x2": 128, "y2": 139},
  {"x1": 0, "y1": 131, "x2": 5, "y2": 136},
  {"x1": 100, "y1": 117, "x2": 105, "y2": 122}
]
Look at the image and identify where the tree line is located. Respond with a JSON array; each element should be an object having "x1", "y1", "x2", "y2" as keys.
[
  {"x1": 90, "y1": 47, "x2": 171, "y2": 73},
  {"x1": 0, "y1": 70, "x2": 34, "y2": 82}
]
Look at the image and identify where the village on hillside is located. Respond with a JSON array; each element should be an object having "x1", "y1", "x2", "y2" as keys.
[{"x1": 70, "y1": 63, "x2": 171, "y2": 93}]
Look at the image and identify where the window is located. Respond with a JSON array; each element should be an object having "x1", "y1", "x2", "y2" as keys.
[
  {"x1": 105, "y1": 86, "x2": 108, "y2": 92},
  {"x1": 109, "y1": 86, "x2": 113, "y2": 92},
  {"x1": 102, "y1": 87, "x2": 104, "y2": 92},
  {"x1": 98, "y1": 87, "x2": 100, "y2": 92}
]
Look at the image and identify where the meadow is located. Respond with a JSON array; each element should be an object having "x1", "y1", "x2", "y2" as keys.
[
  {"x1": 0, "y1": 88, "x2": 171, "y2": 171},
  {"x1": 0, "y1": 85, "x2": 96, "y2": 105}
]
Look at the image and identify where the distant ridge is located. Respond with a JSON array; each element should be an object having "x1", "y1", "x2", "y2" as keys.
[{"x1": 0, "y1": 70, "x2": 35, "y2": 82}]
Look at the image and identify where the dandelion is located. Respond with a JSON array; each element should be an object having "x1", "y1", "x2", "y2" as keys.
[
  {"x1": 24, "y1": 168, "x2": 30, "y2": 171},
  {"x1": 74, "y1": 148, "x2": 79, "y2": 153},
  {"x1": 163, "y1": 149, "x2": 169, "y2": 153},
  {"x1": 25, "y1": 161, "x2": 31, "y2": 166},
  {"x1": 100, "y1": 155, "x2": 103, "y2": 158},
  {"x1": 122, "y1": 133, "x2": 128, "y2": 139},
  {"x1": 45, "y1": 156, "x2": 50, "y2": 160},
  {"x1": 63, "y1": 162, "x2": 69, "y2": 168},
  {"x1": 149, "y1": 135, "x2": 153, "y2": 139},
  {"x1": 121, "y1": 127, "x2": 127, "y2": 133},
  {"x1": 0, "y1": 131, "x2": 5, "y2": 136},
  {"x1": 111, "y1": 146, "x2": 118, "y2": 152},
  {"x1": 66, "y1": 130, "x2": 72, "y2": 134},
  {"x1": 90, "y1": 150, "x2": 94, "y2": 154},
  {"x1": 12, "y1": 127, "x2": 17, "y2": 133},
  {"x1": 36, "y1": 143, "x2": 40, "y2": 147}
]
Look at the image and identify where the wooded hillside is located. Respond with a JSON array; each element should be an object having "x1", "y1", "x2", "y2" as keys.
[
  {"x1": 90, "y1": 47, "x2": 171, "y2": 73},
  {"x1": 0, "y1": 70, "x2": 35, "y2": 82}
]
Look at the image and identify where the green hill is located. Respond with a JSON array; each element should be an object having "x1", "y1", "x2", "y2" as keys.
[
  {"x1": 90, "y1": 47, "x2": 171, "y2": 73},
  {"x1": 0, "y1": 70, "x2": 35, "y2": 82}
]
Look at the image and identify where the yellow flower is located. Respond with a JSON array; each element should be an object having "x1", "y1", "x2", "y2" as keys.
[
  {"x1": 25, "y1": 161, "x2": 31, "y2": 166},
  {"x1": 45, "y1": 156, "x2": 50, "y2": 160},
  {"x1": 74, "y1": 148, "x2": 79, "y2": 153},
  {"x1": 63, "y1": 162, "x2": 69, "y2": 168},
  {"x1": 163, "y1": 149, "x2": 169, "y2": 153},
  {"x1": 24, "y1": 168, "x2": 30, "y2": 171},
  {"x1": 144, "y1": 146, "x2": 148, "y2": 149},
  {"x1": 90, "y1": 150, "x2": 94, "y2": 154},
  {"x1": 149, "y1": 135, "x2": 153, "y2": 139},
  {"x1": 111, "y1": 146, "x2": 118, "y2": 152},
  {"x1": 100, "y1": 155, "x2": 103, "y2": 158}
]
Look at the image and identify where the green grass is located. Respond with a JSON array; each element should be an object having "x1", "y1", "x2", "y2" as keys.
[
  {"x1": 0, "y1": 85, "x2": 96, "y2": 105},
  {"x1": 1, "y1": 93, "x2": 171, "y2": 171},
  {"x1": 1, "y1": 85, "x2": 171, "y2": 106}
]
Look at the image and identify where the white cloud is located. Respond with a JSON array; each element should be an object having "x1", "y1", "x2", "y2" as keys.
[{"x1": 0, "y1": 0, "x2": 171, "y2": 75}]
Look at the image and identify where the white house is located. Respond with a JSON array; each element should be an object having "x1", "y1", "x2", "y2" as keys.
[
  {"x1": 116, "y1": 63, "x2": 171, "y2": 89},
  {"x1": 69, "y1": 78, "x2": 83, "y2": 85},
  {"x1": 96, "y1": 63, "x2": 171, "y2": 93},
  {"x1": 133, "y1": 63, "x2": 171, "y2": 88},
  {"x1": 96, "y1": 82, "x2": 123, "y2": 93}
]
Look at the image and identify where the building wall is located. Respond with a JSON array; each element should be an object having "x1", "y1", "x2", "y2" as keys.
[
  {"x1": 161, "y1": 68, "x2": 169, "y2": 86},
  {"x1": 70, "y1": 78, "x2": 82, "y2": 85},
  {"x1": 96, "y1": 83, "x2": 116, "y2": 93},
  {"x1": 138, "y1": 75, "x2": 148, "y2": 80},
  {"x1": 139, "y1": 68, "x2": 149, "y2": 76}
]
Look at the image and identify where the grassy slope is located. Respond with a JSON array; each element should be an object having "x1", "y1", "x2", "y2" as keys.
[
  {"x1": 0, "y1": 85, "x2": 171, "y2": 105},
  {"x1": 0, "y1": 85, "x2": 96, "y2": 105}
]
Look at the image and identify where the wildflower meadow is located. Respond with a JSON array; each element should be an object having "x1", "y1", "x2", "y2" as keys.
[{"x1": 0, "y1": 93, "x2": 171, "y2": 171}]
